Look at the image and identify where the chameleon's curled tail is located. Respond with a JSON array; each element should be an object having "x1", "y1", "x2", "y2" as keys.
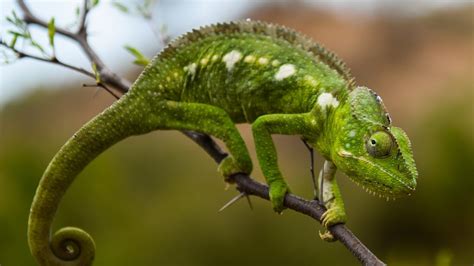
[{"x1": 28, "y1": 92, "x2": 155, "y2": 266}]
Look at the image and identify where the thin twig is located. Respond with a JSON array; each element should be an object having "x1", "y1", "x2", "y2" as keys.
[
  {"x1": 17, "y1": 0, "x2": 77, "y2": 40},
  {"x1": 12, "y1": 1, "x2": 385, "y2": 264},
  {"x1": 83, "y1": 82, "x2": 120, "y2": 99},
  {"x1": 78, "y1": 0, "x2": 89, "y2": 35},
  {"x1": 1, "y1": 40, "x2": 95, "y2": 79},
  {"x1": 17, "y1": 0, "x2": 131, "y2": 92}
]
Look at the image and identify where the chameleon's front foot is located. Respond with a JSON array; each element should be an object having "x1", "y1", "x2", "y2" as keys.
[
  {"x1": 269, "y1": 180, "x2": 289, "y2": 213},
  {"x1": 218, "y1": 155, "x2": 252, "y2": 183},
  {"x1": 319, "y1": 205, "x2": 347, "y2": 242}
]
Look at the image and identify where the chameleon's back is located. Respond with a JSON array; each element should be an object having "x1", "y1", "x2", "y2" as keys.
[{"x1": 132, "y1": 20, "x2": 353, "y2": 123}]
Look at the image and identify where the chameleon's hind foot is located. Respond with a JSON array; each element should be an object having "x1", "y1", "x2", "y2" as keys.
[
  {"x1": 218, "y1": 155, "x2": 252, "y2": 183},
  {"x1": 269, "y1": 180, "x2": 289, "y2": 213},
  {"x1": 319, "y1": 205, "x2": 346, "y2": 242},
  {"x1": 318, "y1": 230, "x2": 336, "y2": 242},
  {"x1": 321, "y1": 205, "x2": 347, "y2": 228}
]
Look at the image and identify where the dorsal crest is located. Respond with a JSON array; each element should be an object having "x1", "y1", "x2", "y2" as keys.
[{"x1": 157, "y1": 20, "x2": 356, "y2": 88}]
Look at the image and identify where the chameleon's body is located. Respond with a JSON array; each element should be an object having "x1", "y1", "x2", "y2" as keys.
[{"x1": 28, "y1": 21, "x2": 418, "y2": 265}]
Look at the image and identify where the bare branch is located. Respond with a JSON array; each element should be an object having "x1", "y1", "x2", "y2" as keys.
[
  {"x1": 1, "y1": 40, "x2": 95, "y2": 79},
  {"x1": 17, "y1": 0, "x2": 77, "y2": 40},
  {"x1": 83, "y1": 82, "x2": 120, "y2": 99},
  {"x1": 78, "y1": 0, "x2": 89, "y2": 35},
  {"x1": 235, "y1": 174, "x2": 384, "y2": 265},
  {"x1": 17, "y1": 0, "x2": 131, "y2": 92}
]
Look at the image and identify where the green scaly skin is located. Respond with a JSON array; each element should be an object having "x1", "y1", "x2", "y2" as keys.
[{"x1": 28, "y1": 20, "x2": 418, "y2": 265}]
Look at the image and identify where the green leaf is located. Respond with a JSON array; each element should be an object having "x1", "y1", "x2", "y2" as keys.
[
  {"x1": 112, "y1": 2, "x2": 129, "y2": 13},
  {"x1": 7, "y1": 11, "x2": 24, "y2": 28},
  {"x1": 92, "y1": 63, "x2": 101, "y2": 83},
  {"x1": 9, "y1": 34, "x2": 18, "y2": 48},
  {"x1": 124, "y1": 45, "x2": 143, "y2": 58},
  {"x1": 7, "y1": 30, "x2": 27, "y2": 38},
  {"x1": 30, "y1": 40, "x2": 46, "y2": 55},
  {"x1": 48, "y1": 18, "x2": 56, "y2": 48},
  {"x1": 92, "y1": 0, "x2": 100, "y2": 7},
  {"x1": 124, "y1": 45, "x2": 149, "y2": 66}
]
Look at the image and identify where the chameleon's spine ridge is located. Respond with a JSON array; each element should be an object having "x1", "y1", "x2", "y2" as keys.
[
  {"x1": 28, "y1": 94, "x2": 147, "y2": 266},
  {"x1": 155, "y1": 20, "x2": 355, "y2": 88}
]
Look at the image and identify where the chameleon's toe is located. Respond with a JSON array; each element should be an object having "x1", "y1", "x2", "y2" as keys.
[
  {"x1": 318, "y1": 230, "x2": 336, "y2": 242},
  {"x1": 321, "y1": 206, "x2": 347, "y2": 228},
  {"x1": 218, "y1": 156, "x2": 251, "y2": 183},
  {"x1": 269, "y1": 181, "x2": 289, "y2": 213}
]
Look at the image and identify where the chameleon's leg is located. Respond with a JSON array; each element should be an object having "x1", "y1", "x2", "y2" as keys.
[
  {"x1": 318, "y1": 160, "x2": 347, "y2": 242},
  {"x1": 157, "y1": 100, "x2": 252, "y2": 180},
  {"x1": 251, "y1": 113, "x2": 312, "y2": 213}
]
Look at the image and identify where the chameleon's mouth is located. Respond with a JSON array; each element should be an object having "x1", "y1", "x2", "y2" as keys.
[
  {"x1": 346, "y1": 175, "x2": 406, "y2": 201},
  {"x1": 337, "y1": 149, "x2": 415, "y2": 200}
]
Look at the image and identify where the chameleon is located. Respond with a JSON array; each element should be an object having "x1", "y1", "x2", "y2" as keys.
[{"x1": 28, "y1": 20, "x2": 418, "y2": 265}]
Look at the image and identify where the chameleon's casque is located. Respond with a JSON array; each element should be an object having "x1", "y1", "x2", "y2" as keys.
[{"x1": 28, "y1": 20, "x2": 418, "y2": 265}]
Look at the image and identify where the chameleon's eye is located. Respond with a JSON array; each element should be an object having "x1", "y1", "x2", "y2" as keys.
[{"x1": 366, "y1": 131, "x2": 393, "y2": 158}]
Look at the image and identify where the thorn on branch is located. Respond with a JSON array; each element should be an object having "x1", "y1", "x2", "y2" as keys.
[
  {"x1": 218, "y1": 192, "x2": 247, "y2": 212},
  {"x1": 82, "y1": 82, "x2": 120, "y2": 99}
]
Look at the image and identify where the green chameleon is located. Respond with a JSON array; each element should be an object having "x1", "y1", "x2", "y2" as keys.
[{"x1": 28, "y1": 20, "x2": 418, "y2": 265}]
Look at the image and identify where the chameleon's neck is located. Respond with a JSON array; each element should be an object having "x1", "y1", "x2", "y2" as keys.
[{"x1": 308, "y1": 87, "x2": 351, "y2": 160}]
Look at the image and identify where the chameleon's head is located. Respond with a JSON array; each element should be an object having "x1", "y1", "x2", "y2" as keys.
[{"x1": 331, "y1": 86, "x2": 418, "y2": 199}]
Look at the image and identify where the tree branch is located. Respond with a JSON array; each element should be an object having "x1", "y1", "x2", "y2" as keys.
[
  {"x1": 17, "y1": 0, "x2": 131, "y2": 93},
  {"x1": 12, "y1": 1, "x2": 385, "y2": 265},
  {"x1": 78, "y1": 0, "x2": 89, "y2": 35},
  {"x1": 186, "y1": 132, "x2": 384, "y2": 265},
  {"x1": 0, "y1": 39, "x2": 95, "y2": 79}
]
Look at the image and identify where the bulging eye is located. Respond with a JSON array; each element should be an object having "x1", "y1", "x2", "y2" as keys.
[{"x1": 366, "y1": 131, "x2": 393, "y2": 158}]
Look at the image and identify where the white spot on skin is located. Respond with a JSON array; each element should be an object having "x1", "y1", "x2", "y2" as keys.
[
  {"x1": 244, "y1": 55, "x2": 256, "y2": 63},
  {"x1": 317, "y1": 92, "x2": 340, "y2": 109},
  {"x1": 257, "y1": 57, "x2": 269, "y2": 65},
  {"x1": 186, "y1": 63, "x2": 197, "y2": 75},
  {"x1": 222, "y1": 50, "x2": 242, "y2": 71},
  {"x1": 200, "y1": 57, "x2": 209, "y2": 65},
  {"x1": 275, "y1": 64, "x2": 296, "y2": 81},
  {"x1": 348, "y1": 130, "x2": 356, "y2": 138}
]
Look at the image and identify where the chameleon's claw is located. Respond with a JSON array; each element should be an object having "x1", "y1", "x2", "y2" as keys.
[
  {"x1": 269, "y1": 181, "x2": 289, "y2": 213},
  {"x1": 319, "y1": 230, "x2": 336, "y2": 242},
  {"x1": 218, "y1": 155, "x2": 251, "y2": 183},
  {"x1": 321, "y1": 206, "x2": 347, "y2": 228},
  {"x1": 319, "y1": 206, "x2": 346, "y2": 242}
]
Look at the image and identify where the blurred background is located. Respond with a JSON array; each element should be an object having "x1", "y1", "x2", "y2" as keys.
[{"x1": 0, "y1": 0, "x2": 473, "y2": 265}]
